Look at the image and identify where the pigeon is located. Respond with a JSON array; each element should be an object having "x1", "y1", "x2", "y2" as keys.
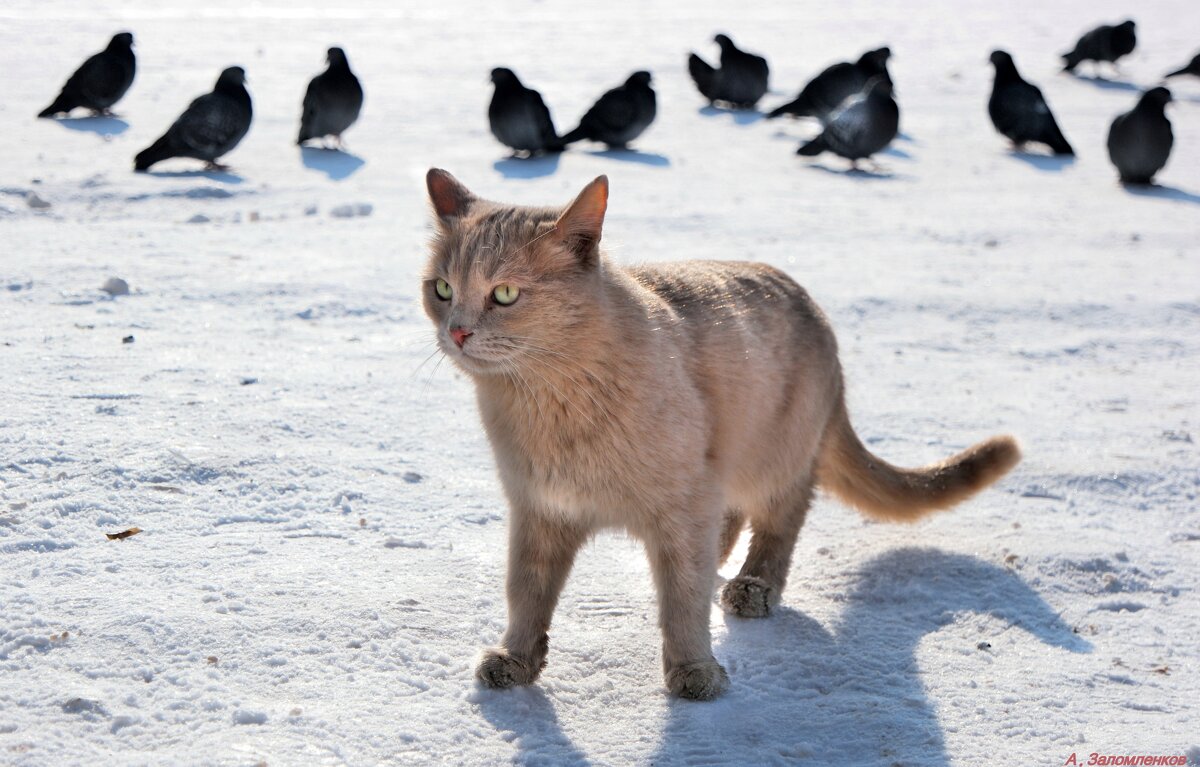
[
  {"x1": 298, "y1": 47, "x2": 364, "y2": 148},
  {"x1": 767, "y1": 47, "x2": 892, "y2": 120},
  {"x1": 1062, "y1": 20, "x2": 1136, "y2": 74},
  {"x1": 988, "y1": 51, "x2": 1074, "y2": 155},
  {"x1": 488, "y1": 68, "x2": 562, "y2": 155},
  {"x1": 1165, "y1": 52, "x2": 1200, "y2": 79},
  {"x1": 134, "y1": 67, "x2": 252, "y2": 171},
  {"x1": 688, "y1": 33, "x2": 770, "y2": 109},
  {"x1": 1107, "y1": 87, "x2": 1173, "y2": 185},
  {"x1": 38, "y1": 32, "x2": 136, "y2": 118},
  {"x1": 796, "y1": 77, "x2": 899, "y2": 168},
  {"x1": 560, "y1": 71, "x2": 657, "y2": 149}
]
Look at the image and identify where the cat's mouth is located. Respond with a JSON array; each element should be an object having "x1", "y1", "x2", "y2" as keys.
[{"x1": 442, "y1": 336, "x2": 507, "y2": 375}]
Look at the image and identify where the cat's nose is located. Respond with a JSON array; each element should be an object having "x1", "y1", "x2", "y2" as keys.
[{"x1": 450, "y1": 327, "x2": 474, "y2": 349}]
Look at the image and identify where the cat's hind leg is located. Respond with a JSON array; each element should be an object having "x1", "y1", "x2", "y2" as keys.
[
  {"x1": 720, "y1": 478, "x2": 813, "y2": 619},
  {"x1": 476, "y1": 507, "x2": 588, "y2": 689}
]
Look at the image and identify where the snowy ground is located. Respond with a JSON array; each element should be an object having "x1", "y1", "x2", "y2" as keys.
[{"x1": 2, "y1": 1, "x2": 1199, "y2": 765}]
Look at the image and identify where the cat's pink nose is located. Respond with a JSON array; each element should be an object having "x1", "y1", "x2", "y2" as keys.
[{"x1": 450, "y1": 327, "x2": 474, "y2": 349}]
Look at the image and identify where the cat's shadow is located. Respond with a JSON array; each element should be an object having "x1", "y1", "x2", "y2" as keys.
[{"x1": 473, "y1": 547, "x2": 1088, "y2": 766}]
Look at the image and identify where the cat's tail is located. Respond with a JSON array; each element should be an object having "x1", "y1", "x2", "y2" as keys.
[{"x1": 815, "y1": 400, "x2": 1021, "y2": 523}]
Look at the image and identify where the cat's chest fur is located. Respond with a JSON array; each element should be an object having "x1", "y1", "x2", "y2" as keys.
[{"x1": 476, "y1": 356, "x2": 705, "y2": 519}]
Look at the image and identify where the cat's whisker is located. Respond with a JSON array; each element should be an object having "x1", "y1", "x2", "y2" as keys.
[
  {"x1": 409, "y1": 344, "x2": 446, "y2": 379},
  {"x1": 419, "y1": 351, "x2": 448, "y2": 398}
]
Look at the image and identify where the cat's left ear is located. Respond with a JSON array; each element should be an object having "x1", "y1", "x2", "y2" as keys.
[
  {"x1": 555, "y1": 176, "x2": 608, "y2": 267},
  {"x1": 426, "y1": 168, "x2": 475, "y2": 226}
]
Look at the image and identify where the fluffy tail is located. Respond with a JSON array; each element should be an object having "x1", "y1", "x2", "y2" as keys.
[
  {"x1": 1061, "y1": 50, "x2": 1082, "y2": 72},
  {"x1": 1043, "y1": 122, "x2": 1075, "y2": 156},
  {"x1": 38, "y1": 93, "x2": 73, "y2": 118},
  {"x1": 796, "y1": 135, "x2": 827, "y2": 156},
  {"x1": 815, "y1": 401, "x2": 1021, "y2": 522},
  {"x1": 688, "y1": 53, "x2": 716, "y2": 101},
  {"x1": 134, "y1": 134, "x2": 174, "y2": 171}
]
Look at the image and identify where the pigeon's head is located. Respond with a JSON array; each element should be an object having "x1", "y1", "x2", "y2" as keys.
[
  {"x1": 110, "y1": 32, "x2": 134, "y2": 49},
  {"x1": 860, "y1": 47, "x2": 891, "y2": 70},
  {"x1": 989, "y1": 50, "x2": 1015, "y2": 69},
  {"x1": 216, "y1": 66, "x2": 247, "y2": 89},
  {"x1": 713, "y1": 33, "x2": 734, "y2": 49},
  {"x1": 326, "y1": 47, "x2": 348, "y2": 66},
  {"x1": 490, "y1": 67, "x2": 518, "y2": 86},
  {"x1": 627, "y1": 71, "x2": 652, "y2": 88},
  {"x1": 1118, "y1": 20, "x2": 1136, "y2": 31},
  {"x1": 1140, "y1": 86, "x2": 1172, "y2": 110}
]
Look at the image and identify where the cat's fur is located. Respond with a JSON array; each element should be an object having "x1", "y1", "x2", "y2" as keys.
[{"x1": 422, "y1": 169, "x2": 1021, "y2": 700}]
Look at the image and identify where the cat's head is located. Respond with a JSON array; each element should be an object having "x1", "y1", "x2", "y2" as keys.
[{"x1": 422, "y1": 169, "x2": 608, "y2": 376}]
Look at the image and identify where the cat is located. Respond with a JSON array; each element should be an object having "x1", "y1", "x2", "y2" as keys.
[{"x1": 422, "y1": 169, "x2": 1021, "y2": 700}]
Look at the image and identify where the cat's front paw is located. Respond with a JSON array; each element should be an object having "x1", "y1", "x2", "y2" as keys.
[
  {"x1": 666, "y1": 659, "x2": 730, "y2": 701},
  {"x1": 475, "y1": 648, "x2": 541, "y2": 689},
  {"x1": 719, "y1": 575, "x2": 774, "y2": 618}
]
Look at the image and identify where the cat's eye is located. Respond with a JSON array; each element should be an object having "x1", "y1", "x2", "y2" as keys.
[
  {"x1": 493, "y1": 284, "x2": 520, "y2": 306},
  {"x1": 435, "y1": 278, "x2": 452, "y2": 300}
]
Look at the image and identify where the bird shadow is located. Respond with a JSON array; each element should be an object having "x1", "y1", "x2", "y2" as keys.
[
  {"x1": 1006, "y1": 150, "x2": 1076, "y2": 172},
  {"x1": 584, "y1": 148, "x2": 671, "y2": 168},
  {"x1": 881, "y1": 144, "x2": 913, "y2": 160},
  {"x1": 698, "y1": 105, "x2": 764, "y2": 126},
  {"x1": 1122, "y1": 182, "x2": 1200, "y2": 205},
  {"x1": 54, "y1": 116, "x2": 130, "y2": 136},
  {"x1": 647, "y1": 548, "x2": 1090, "y2": 766},
  {"x1": 300, "y1": 146, "x2": 365, "y2": 180},
  {"x1": 1066, "y1": 73, "x2": 1141, "y2": 92},
  {"x1": 896, "y1": 130, "x2": 917, "y2": 144},
  {"x1": 805, "y1": 162, "x2": 906, "y2": 181},
  {"x1": 493, "y1": 153, "x2": 561, "y2": 179},
  {"x1": 470, "y1": 547, "x2": 1085, "y2": 766},
  {"x1": 139, "y1": 169, "x2": 245, "y2": 185}
]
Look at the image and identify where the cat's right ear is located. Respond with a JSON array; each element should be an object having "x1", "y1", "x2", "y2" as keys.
[{"x1": 426, "y1": 169, "x2": 474, "y2": 226}]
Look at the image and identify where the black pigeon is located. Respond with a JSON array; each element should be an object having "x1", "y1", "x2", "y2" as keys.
[
  {"x1": 488, "y1": 68, "x2": 561, "y2": 155},
  {"x1": 1107, "y1": 87, "x2": 1173, "y2": 185},
  {"x1": 768, "y1": 47, "x2": 892, "y2": 120},
  {"x1": 988, "y1": 51, "x2": 1074, "y2": 155},
  {"x1": 688, "y1": 33, "x2": 770, "y2": 109},
  {"x1": 1062, "y1": 20, "x2": 1136, "y2": 73},
  {"x1": 796, "y1": 77, "x2": 899, "y2": 168},
  {"x1": 1165, "y1": 52, "x2": 1200, "y2": 79},
  {"x1": 298, "y1": 47, "x2": 364, "y2": 148},
  {"x1": 134, "y1": 67, "x2": 252, "y2": 171},
  {"x1": 560, "y1": 71, "x2": 657, "y2": 149},
  {"x1": 39, "y1": 32, "x2": 136, "y2": 118}
]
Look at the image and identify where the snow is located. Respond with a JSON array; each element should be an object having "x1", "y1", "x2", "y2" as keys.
[{"x1": 1, "y1": 0, "x2": 1198, "y2": 764}]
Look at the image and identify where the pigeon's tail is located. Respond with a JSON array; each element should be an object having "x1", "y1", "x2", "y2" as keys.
[
  {"x1": 1061, "y1": 50, "x2": 1083, "y2": 72},
  {"x1": 796, "y1": 135, "x2": 827, "y2": 156},
  {"x1": 1164, "y1": 65, "x2": 1192, "y2": 79},
  {"x1": 38, "y1": 93, "x2": 74, "y2": 118},
  {"x1": 1044, "y1": 123, "x2": 1075, "y2": 156},
  {"x1": 134, "y1": 135, "x2": 174, "y2": 171},
  {"x1": 815, "y1": 398, "x2": 1021, "y2": 523},
  {"x1": 767, "y1": 96, "x2": 811, "y2": 120},
  {"x1": 559, "y1": 125, "x2": 589, "y2": 146},
  {"x1": 688, "y1": 53, "x2": 717, "y2": 101}
]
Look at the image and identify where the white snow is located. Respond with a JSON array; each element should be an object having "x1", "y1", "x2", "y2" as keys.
[{"x1": 2, "y1": 0, "x2": 1198, "y2": 765}]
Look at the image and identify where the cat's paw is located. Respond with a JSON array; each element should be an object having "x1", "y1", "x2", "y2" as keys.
[
  {"x1": 719, "y1": 575, "x2": 774, "y2": 618},
  {"x1": 475, "y1": 648, "x2": 541, "y2": 689},
  {"x1": 666, "y1": 659, "x2": 730, "y2": 701}
]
